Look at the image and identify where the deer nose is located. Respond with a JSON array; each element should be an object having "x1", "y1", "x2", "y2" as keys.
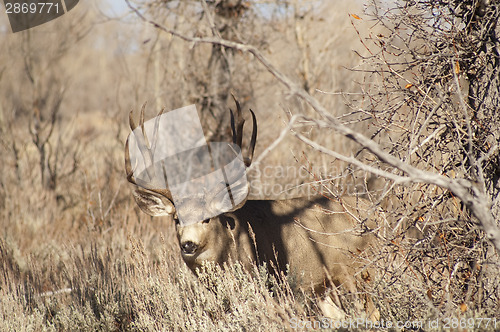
[{"x1": 181, "y1": 241, "x2": 198, "y2": 255}]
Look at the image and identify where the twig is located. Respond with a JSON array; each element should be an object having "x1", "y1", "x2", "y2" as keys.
[{"x1": 125, "y1": 0, "x2": 500, "y2": 254}]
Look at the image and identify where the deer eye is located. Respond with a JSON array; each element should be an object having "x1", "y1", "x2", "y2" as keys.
[{"x1": 202, "y1": 219, "x2": 210, "y2": 224}]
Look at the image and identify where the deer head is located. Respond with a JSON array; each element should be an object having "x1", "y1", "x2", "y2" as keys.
[{"x1": 124, "y1": 98, "x2": 257, "y2": 225}]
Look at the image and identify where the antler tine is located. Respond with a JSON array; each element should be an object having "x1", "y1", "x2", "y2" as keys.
[
  {"x1": 245, "y1": 109, "x2": 258, "y2": 167},
  {"x1": 150, "y1": 107, "x2": 165, "y2": 154},
  {"x1": 128, "y1": 102, "x2": 149, "y2": 134},
  {"x1": 129, "y1": 109, "x2": 137, "y2": 131},
  {"x1": 125, "y1": 103, "x2": 154, "y2": 185},
  {"x1": 124, "y1": 135, "x2": 136, "y2": 184},
  {"x1": 230, "y1": 108, "x2": 236, "y2": 144},
  {"x1": 126, "y1": 109, "x2": 138, "y2": 184},
  {"x1": 125, "y1": 103, "x2": 175, "y2": 203},
  {"x1": 229, "y1": 96, "x2": 258, "y2": 167},
  {"x1": 140, "y1": 102, "x2": 147, "y2": 129},
  {"x1": 140, "y1": 102, "x2": 149, "y2": 147},
  {"x1": 230, "y1": 95, "x2": 245, "y2": 147}
]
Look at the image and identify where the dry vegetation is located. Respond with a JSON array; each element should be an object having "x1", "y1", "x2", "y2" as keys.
[{"x1": 1, "y1": 0, "x2": 499, "y2": 331}]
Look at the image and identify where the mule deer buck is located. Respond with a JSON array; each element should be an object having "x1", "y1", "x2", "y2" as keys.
[{"x1": 125, "y1": 100, "x2": 382, "y2": 320}]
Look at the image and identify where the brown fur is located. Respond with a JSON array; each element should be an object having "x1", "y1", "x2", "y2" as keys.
[
  {"x1": 126, "y1": 102, "x2": 382, "y2": 320},
  {"x1": 175, "y1": 196, "x2": 379, "y2": 294}
]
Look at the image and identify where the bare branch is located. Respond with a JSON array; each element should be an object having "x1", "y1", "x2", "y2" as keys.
[{"x1": 125, "y1": 0, "x2": 500, "y2": 253}]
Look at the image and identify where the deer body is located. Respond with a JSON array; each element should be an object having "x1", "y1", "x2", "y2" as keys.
[
  {"x1": 175, "y1": 196, "x2": 377, "y2": 294},
  {"x1": 125, "y1": 100, "x2": 381, "y2": 320}
]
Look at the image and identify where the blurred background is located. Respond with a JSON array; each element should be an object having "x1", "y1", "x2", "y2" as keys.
[{"x1": 1, "y1": 1, "x2": 498, "y2": 330}]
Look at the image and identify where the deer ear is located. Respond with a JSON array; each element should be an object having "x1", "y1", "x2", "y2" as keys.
[{"x1": 132, "y1": 188, "x2": 176, "y2": 217}]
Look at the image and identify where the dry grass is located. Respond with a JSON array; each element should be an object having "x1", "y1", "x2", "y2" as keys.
[
  {"x1": 1, "y1": 1, "x2": 500, "y2": 331},
  {"x1": 0, "y1": 102, "x2": 323, "y2": 331},
  {"x1": 2, "y1": 110, "x2": 498, "y2": 331}
]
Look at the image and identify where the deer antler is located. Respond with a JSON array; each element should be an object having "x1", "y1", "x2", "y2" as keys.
[
  {"x1": 230, "y1": 95, "x2": 257, "y2": 167},
  {"x1": 124, "y1": 102, "x2": 173, "y2": 202}
]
